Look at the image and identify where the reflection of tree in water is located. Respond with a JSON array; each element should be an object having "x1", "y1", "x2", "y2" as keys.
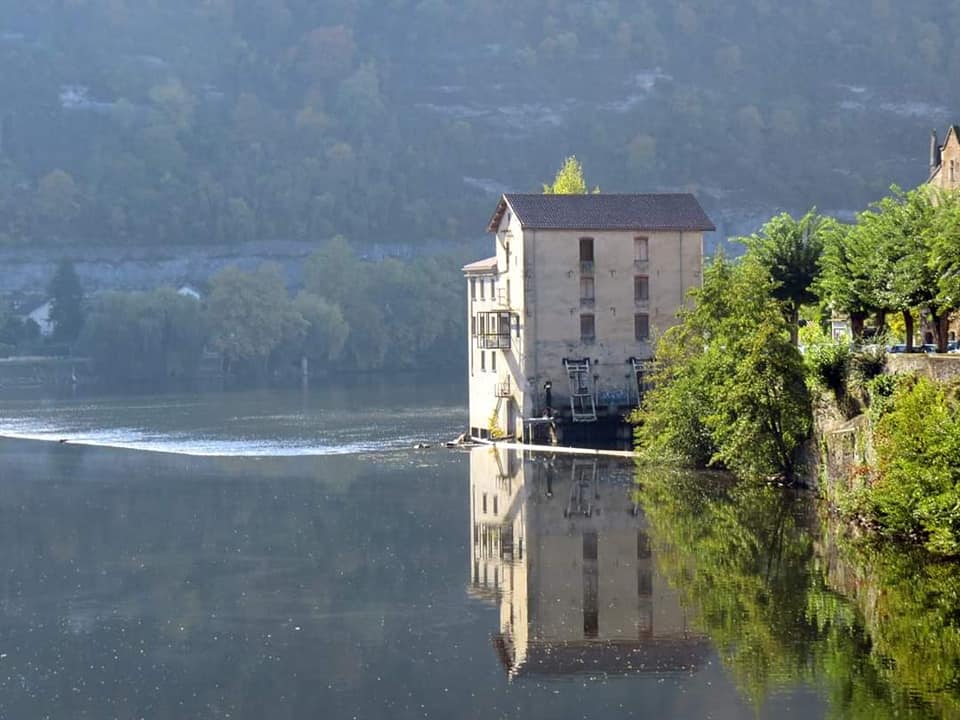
[{"x1": 637, "y1": 469, "x2": 960, "y2": 718}]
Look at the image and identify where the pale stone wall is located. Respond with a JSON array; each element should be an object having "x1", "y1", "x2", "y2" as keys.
[
  {"x1": 525, "y1": 228, "x2": 702, "y2": 415},
  {"x1": 466, "y1": 268, "x2": 503, "y2": 435},
  {"x1": 886, "y1": 353, "x2": 960, "y2": 382}
]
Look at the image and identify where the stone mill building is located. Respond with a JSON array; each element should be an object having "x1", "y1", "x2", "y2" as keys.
[{"x1": 464, "y1": 192, "x2": 714, "y2": 446}]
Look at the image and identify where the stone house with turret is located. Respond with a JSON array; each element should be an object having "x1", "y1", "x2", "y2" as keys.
[{"x1": 929, "y1": 126, "x2": 960, "y2": 190}]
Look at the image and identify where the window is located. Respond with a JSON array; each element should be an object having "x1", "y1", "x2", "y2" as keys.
[
  {"x1": 634, "y1": 236, "x2": 649, "y2": 263},
  {"x1": 580, "y1": 276, "x2": 595, "y2": 306},
  {"x1": 581, "y1": 314, "x2": 595, "y2": 344},
  {"x1": 634, "y1": 275, "x2": 649, "y2": 303},
  {"x1": 637, "y1": 531, "x2": 651, "y2": 559},
  {"x1": 635, "y1": 313, "x2": 650, "y2": 341},
  {"x1": 491, "y1": 351, "x2": 496, "y2": 372},
  {"x1": 479, "y1": 279, "x2": 485, "y2": 299},
  {"x1": 490, "y1": 278, "x2": 495, "y2": 298},
  {"x1": 579, "y1": 237, "x2": 594, "y2": 272},
  {"x1": 470, "y1": 315, "x2": 475, "y2": 336},
  {"x1": 470, "y1": 278, "x2": 476, "y2": 300},
  {"x1": 482, "y1": 493, "x2": 487, "y2": 514},
  {"x1": 637, "y1": 569, "x2": 653, "y2": 596},
  {"x1": 480, "y1": 350, "x2": 486, "y2": 371},
  {"x1": 493, "y1": 495, "x2": 498, "y2": 515},
  {"x1": 579, "y1": 237, "x2": 594, "y2": 262}
]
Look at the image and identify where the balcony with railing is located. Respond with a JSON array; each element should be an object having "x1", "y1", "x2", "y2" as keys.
[
  {"x1": 495, "y1": 377, "x2": 511, "y2": 397},
  {"x1": 474, "y1": 310, "x2": 515, "y2": 350},
  {"x1": 477, "y1": 331, "x2": 512, "y2": 350}
]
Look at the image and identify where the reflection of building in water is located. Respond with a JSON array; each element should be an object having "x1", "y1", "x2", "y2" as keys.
[{"x1": 468, "y1": 447, "x2": 709, "y2": 678}]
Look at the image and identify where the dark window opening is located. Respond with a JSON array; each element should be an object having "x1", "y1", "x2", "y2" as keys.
[
  {"x1": 635, "y1": 313, "x2": 650, "y2": 341},
  {"x1": 581, "y1": 314, "x2": 596, "y2": 344},
  {"x1": 634, "y1": 275, "x2": 649, "y2": 303}
]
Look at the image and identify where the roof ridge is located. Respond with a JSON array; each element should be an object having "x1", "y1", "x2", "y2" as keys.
[{"x1": 488, "y1": 192, "x2": 715, "y2": 233}]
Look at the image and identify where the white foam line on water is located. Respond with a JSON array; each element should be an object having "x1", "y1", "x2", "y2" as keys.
[{"x1": 0, "y1": 428, "x2": 432, "y2": 458}]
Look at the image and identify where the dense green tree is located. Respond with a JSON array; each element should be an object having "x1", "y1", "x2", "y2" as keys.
[
  {"x1": 47, "y1": 259, "x2": 85, "y2": 344},
  {"x1": 281, "y1": 292, "x2": 349, "y2": 374},
  {"x1": 635, "y1": 253, "x2": 811, "y2": 481},
  {"x1": 739, "y1": 210, "x2": 831, "y2": 346},
  {"x1": 927, "y1": 190, "x2": 960, "y2": 334},
  {"x1": 853, "y1": 187, "x2": 941, "y2": 349},
  {"x1": 206, "y1": 264, "x2": 303, "y2": 375},
  {"x1": 865, "y1": 376, "x2": 960, "y2": 555},
  {"x1": 816, "y1": 221, "x2": 878, "y2": 341},
  {"x1": 79, "y1": 288, "x2": 207, "y2": 381}
]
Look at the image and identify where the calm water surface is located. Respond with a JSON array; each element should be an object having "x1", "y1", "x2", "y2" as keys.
[{"x1": 0, "y1": 380, "x2": 956, "y2": 718}]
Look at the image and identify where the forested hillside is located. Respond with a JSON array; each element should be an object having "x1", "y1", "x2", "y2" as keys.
[{"x1": 1, "y1": 0, "x2": 957, "y2": 248}]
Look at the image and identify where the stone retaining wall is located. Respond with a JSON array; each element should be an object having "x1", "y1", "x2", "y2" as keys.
[{"x1": 886, "y1": 353, "x2": 960, "y2": 382}]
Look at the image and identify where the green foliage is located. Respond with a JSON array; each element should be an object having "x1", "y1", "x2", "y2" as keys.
[
  {"x1": 0, "y1": 2, "x2": 956, "y2": 251},
  {"x1": 865, "y1": 373, "x2": 899, "y2": 417},
  {"x1": 47, "y1": 259, "x2": 85, "y2": 343},
  {"x1": 739, "y1": 209, "x2": 831, "y2": 344},
  {"x1": 867, "y1": 377, "x2": 960, "y2": 555},
  {"x1": 928, "y1": 190, "x2": 960, "y2": 310},
  {"x1": 635, "y1": 254, "x2": 812, "y2": 481},
  {"x1": 816, "y1": 186, "x2": 960, "y2": 349},
  {"x1": 838, "y1": 542, "x2": 960, "y2": 716},
  {"x1": 816, "y1": 220, "x2": 876, "y2": 338},
  {"x1": 206, "y1": 264, "x2": 302, "y2": 374},
  {"x1": 290, "y1": 292, "x2": 349, "y2": 364},
  {"x1": 0, "y1": 300, "x2": 39, "y2": 349},
  {"x1": 79, "y1": 288, "x2": 207, "y2": 381},
  {"x1": 542, "y1": 155, "x2": 597, "y2": 194},
  {"x1": 849, "y1": 344, "x2": 886, "y2": 386},
  {"x1": 638, "y1": 469, "x2": 960, "y2": 717},
  {"x1": 303, "y1": 236, "x2": 466, "y2": 371},
  {"x1": 805, "y1": 341, "x2": 850, "y2": 396}
]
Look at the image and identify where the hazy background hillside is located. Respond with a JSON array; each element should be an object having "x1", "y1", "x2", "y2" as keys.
[{"x1": 0, "y1": 0, "x2": 956, "y2": 253}]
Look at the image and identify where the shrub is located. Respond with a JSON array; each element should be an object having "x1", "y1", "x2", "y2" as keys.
[
  {"x1": 864, "y1": 373, "x2": 900, "y2": 422},
  {"x1": 870, "y1": 377, "x2": 960, "y2": 556},
  {"x1": 806, "y1": 341, "x2": 850, "y2": 398},
  {"x1": 850, "y1": 344, "x2": 886, "y2": 385}
]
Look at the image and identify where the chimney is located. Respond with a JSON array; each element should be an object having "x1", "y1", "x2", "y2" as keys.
[{"x1": 931, "y1": 129, "x2": 941, "y2": 173}]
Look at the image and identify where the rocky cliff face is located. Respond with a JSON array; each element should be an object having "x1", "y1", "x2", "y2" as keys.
[{"x1": 0, "y1": 240, "x2": 442, "y2": 294}]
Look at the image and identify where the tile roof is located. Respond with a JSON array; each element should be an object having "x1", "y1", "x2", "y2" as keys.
[{"x1": 487, "y1": 193, "x2": 715, "y2": 232}]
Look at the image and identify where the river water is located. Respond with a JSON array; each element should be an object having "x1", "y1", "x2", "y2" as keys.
[{"x1": 0, "y1": 379, "x2": 957, "y2": 719}]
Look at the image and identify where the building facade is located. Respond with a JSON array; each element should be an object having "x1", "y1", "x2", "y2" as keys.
[
  {"x1": 929, "y1": 125, "x2": 960, "y2": 191},
  {"x1": 464, "y1": 193, "x2": 714, "y2": 443}
]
